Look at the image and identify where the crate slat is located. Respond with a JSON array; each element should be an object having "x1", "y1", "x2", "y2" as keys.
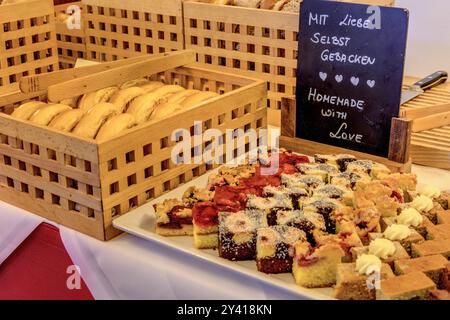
[
  {"x1": 0, "y1": 0, "x2": 59, "y2": 93},
  {"x1": 83, "y1": 0, "x2": 184, "y2": 62}
]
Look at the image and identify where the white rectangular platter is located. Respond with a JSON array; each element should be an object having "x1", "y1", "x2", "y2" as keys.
[{"x1": 113, "y1": 166, "x2": 334, "y2": 300}]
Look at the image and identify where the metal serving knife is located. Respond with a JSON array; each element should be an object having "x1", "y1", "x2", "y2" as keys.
[{"x1": 401, "y1": 70, "x2": 448, "y2": 105}]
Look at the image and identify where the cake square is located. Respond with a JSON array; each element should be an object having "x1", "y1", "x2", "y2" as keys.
[
  {"x1": 192, "y1": 202, "x2": 219, "y2": 249},
  {"x1": 292, "y1": 242, "x2": 345, "y2": 288},
  {"x1": 351, "y1": 242, "x2": 410, "y2": 268},
  {"x1": 182, "y1": 186, "x2": 214, "y2": 207},
  {"x1": 381, "y1": 214, "x2": 431, "y2": 239},
  {"x1": 376, "y1": 271, "x2": 436, "y2": 300},
  {"x1": 246, "y1": 195, "x2": 292, "y2": 226},
  {"x1": 346, "y1": 160, "x2": 390, "y2": 179},
  {"x1": 437, "y1": 210, "x2": 450, "y2": 225},
  {"x1": 442, "y1": 263, "x2": 450, "y2": 291},
  {"x1": 437, "y1": 191, "x2": 450, "y2": 210},
  {"x1": 281, "y1": 173, "x2": 325, "y2": 192},
  {"x1": 296, "y1": 163, "x2": 339, "y2": 182},
  {"x1": 429, "y1": 290, "x2": 450, "y2": 300},
  {"x1": 218, "y1": 210, "x2": 266, "y2": 261},
  {"x1": 425, "y1": 223, "x2": 450, "y2": 240},
  {"x1": 313, "y1": 184, "x2": 354, "y2": 206},
  {"x1": 263, "y1": 185, "x2": 308, "y2": 210},
  {"x1": 256, "y1": 226, "x2": 306, "y2": 274},
  {"x1": 314, "y1": 154, "x2": 356, "y2": 172},
  {"x1": 303, "y1": 197, "x2": 343, "y2": 234},
  {"x1": 394, "y1": 255, "x2": 448, "y2": 286},
  {"x1": 412, "y1": 239, "x2": 450, "y2": 258},
  {"x1": 330, "y1": 171, "x2": 371, "y2": 190},
  {"x1": 154, "y1": 199, "x2": 193, "y2": 236},
  {"x1": 334, "y1": 262, "x2": 394, "y2": 300},
  {"x1": 371, "y1": 227, "x2": 424, "y2": 255},
  {"x1": 276, "y1": 210, "x2": 325, "y2": 244}
]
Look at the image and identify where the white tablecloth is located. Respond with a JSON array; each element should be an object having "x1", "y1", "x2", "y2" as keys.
[{"x1": 1, "y1": 164, "x2": 449, "y2": 299}]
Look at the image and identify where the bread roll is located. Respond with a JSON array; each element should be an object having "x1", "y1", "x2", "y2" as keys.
[
  {"x1": 120, "y1": 78, "x2": 150, "y2": 89},
  {"x1": 48, "y1": 109, "x2": 85, "y2": 132},
  {"x1": 78, "y1": 86, "x2": 118, "y2": 111},
  {"x1": 29, "y1": 104, "x2": 72, "y2": 126},
  {"x1": 280, "y1": 0, "x2": 300, "y2": 12},
  {"x1": 126, "y1": 92, "x2": 168, "y2": 124},
  {"x1": 260, "y1": 0, "x2": 276, "y2": 9},
  {"x1": 151, "y1": 85, "x2": 185, "y2": 97},
  {"x1": 96, "y1": 114, "x2": 137, "y2": 142},
  {"x1": 72, "y1": 103, "x2": 117, "y2": 139},
  {"x1": 166, "y1": 89, "x2": 199, "y2": 105},
  {"x1": 11, "y1": 101, "x2": 46, "y2": 120},
  {"x1": 272, "y1": 0, "x2": 288, "y2": 10},
  {"x1": 139, "y1": 81, "x2": 165, "y2": 93},
  {"x1": 234, "y1": 0, "x2": 261, "y2": 8},
  {"x1": 149, "y1": 103, "x2": 183, "y2": 121},
  {"x1": 109, "y1": 87, "x2": 146, "y2": 113},
  {"x1": 180, "y1": 91, "x2": 219, "y2": 108},
  {"x1": 60, "y1": 96, "x2": 80, "y2": 108}
]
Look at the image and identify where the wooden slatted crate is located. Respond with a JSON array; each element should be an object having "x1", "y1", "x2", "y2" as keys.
[
  {"x1": 83, "y1": 0, "x2": 185, "y2": 62},
  {"x1": 54, "y1": 1, "x2": 87, "y2": 69},
  {"x1": 0, "y1": 52, "x2": 267, "y2": 240},
  {"x1": 0, "y1": 0, "x2": 59, "y2": 95},
  {"x1": 401, "y1": 77, "x2": 450, "y2": 170},
  {"x1": 183, "y1": 0, "x2": 394, "y2": 125}
]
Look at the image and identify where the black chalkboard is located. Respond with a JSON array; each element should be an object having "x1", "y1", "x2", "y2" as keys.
[{"x1": 296, "y1": 0, "x2": 409, "y2": 157}]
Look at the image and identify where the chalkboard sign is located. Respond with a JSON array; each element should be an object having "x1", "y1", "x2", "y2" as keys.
[{"x1": 296, "y1": 0, "x2": 409, "y2": 157}]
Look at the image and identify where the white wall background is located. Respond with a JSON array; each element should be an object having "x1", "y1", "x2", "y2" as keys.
[{"x1": 396, "y1": 0, "x2": 450, "y2": 77}]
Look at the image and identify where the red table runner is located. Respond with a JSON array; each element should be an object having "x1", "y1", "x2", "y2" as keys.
[{"x1": 0, "y1": 223, "x2": 93, "y2": 300}]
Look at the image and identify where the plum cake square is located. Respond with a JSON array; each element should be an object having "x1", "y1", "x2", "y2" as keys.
[
  {"x1": 263, "y1": 185, "x2": 308, "y2": 210},
  {"x1": 218, "y1": 210, "x2": 267, "y2": 261},
  {"x1": 256, "y1": 225, "x2": 306, "y2": 274},
  {"x1": 303, "y1": 197, "x2": 343, "y2": 234},
  {"x1": 246, "y1": 195, "x2": 292, "y2": 226},
  {"x1": 154, "y1": 199, "x2": 193, "y2": 236},
  {"x1": 296, "y1": 163, "x2": 339, "y2": 182},
  {"x1": 314, "y1": 154, "x2": 356, "y2": 172}
]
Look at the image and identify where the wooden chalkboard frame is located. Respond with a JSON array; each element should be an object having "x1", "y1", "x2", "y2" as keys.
[{"x1": 280, "y1": 97, "x2": 412, "y2": 173}]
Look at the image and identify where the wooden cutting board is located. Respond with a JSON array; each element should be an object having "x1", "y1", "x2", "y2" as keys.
[{"x1": 402, "y1": 77, "x2": 450, "y2": 170}]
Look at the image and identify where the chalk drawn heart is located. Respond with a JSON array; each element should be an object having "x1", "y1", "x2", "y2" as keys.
[
  {"x1": 335, "y1": 75, "x2": 343, "y2": 83},
  {"x1": 350, "y1": 76, "x2": 359, "y2": 86},
  {"x1": 367, "y1": 80, "x2": 376, "y2": 88},
  {"x1": 319, "y1": 72, "x2": 327, "y2": 81}
]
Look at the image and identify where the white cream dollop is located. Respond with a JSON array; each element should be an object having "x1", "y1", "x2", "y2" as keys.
[
  {"x1": 397, "y1": 207, "x2": 423, "y2": 227},
  {"x1": 420, "y1": 185, "x2": 441, "y2": 199},
  {"x1": 411, "y1": 195, "x2": 434, "y2": 213},
  {"x1": 355, "y1": 254, "x2": 382, "y2": 276},
  {"x1": 383, "y1": 224, "x2": 412, "y2": 241},
  {"x1": 368, "y1": 238, "x2": 396, "y2": 259}
]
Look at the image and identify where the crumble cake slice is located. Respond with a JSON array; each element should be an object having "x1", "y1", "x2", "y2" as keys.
[{"x1": 154, "y1": 199, "x2": 193, "y2": 236}]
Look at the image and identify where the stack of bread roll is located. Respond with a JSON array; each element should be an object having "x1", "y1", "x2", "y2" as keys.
[
  {"x1": 195, "y1": 0, "x2": 301, "y2": 12},
  {"x1": 11, "y1": 80, "x2": 219, "y2": 142}
]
